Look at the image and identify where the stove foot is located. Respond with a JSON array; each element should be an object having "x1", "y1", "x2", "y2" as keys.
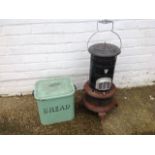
[{"x1": 98, "y1": 112, "x2": 106, "y2": 120}]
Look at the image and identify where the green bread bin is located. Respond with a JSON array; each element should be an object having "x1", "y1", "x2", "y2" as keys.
[{"x1": 34, "y1": 77, "x2": 75, "y2": 125}]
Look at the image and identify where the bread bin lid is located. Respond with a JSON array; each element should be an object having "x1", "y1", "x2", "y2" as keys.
[{"x1": 34, "y1": 76, "x2": 75, "y2": 100}]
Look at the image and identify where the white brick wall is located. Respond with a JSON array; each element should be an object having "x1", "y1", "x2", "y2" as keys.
[{"x1": 0, "y1": 19, "x2": 155, "y2": 96}]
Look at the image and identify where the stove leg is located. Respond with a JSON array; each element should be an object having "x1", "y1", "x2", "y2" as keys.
[
  {"x1": 98, "y1": 112, "x2": 106, "y2": 121},
  {"x1": 114, "y1": 100, "x2": 118, "y2": 107}
]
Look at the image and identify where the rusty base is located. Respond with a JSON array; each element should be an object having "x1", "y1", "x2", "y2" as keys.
[
  {"x1": 83, "y1": 97, "x2": 118, "y2": 120},
  {"x1": 83, "y1": 81, "x2": 118, "y2": 121},
  {"x1": 84, "y1": 81, "x2": 116, "y2": 99}
]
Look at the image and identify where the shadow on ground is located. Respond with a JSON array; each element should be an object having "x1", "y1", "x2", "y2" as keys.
[{"x1": 0, "y1": 85, "x2": 155, "y2": 135}]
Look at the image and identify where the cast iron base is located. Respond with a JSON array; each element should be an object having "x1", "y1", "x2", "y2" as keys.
[
  {"x1": 83, "y1": 97, "x2": 118, "y2": 120},
  {"x1": 83, "y1": 81, "x2": 118, "y2": 121}
]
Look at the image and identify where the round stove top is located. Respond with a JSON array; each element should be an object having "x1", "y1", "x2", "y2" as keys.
[{"x1": 88, "y1": 43, "x2": 121, "y2": 57}]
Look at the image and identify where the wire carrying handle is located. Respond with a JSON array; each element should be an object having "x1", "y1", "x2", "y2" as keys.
[{"x1": 87, "y1": 20, "x2": 122, "y2": 50}]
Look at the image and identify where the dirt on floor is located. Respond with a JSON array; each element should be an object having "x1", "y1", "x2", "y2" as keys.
[{"x1": 0, "y1": 85, "x2": 155, "y2": 135}]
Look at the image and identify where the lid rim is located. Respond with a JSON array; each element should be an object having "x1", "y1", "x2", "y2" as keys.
[
  {"x1": 34, "y1": 88, "x2": 75, "y2": 101},
  {"x1": 88, "y1": 43, "x2": 121, "y2": 57}
]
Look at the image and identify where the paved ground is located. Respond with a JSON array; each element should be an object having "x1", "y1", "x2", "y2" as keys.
[{"x1": 0, "y1": 85, "x2": 155, "y2": 135}]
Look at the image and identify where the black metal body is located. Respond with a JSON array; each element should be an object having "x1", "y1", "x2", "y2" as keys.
[
  {"x1": 89, "y1": 55, "x2": 116, "y2": 90},
  {"x1": 88, "y1": 43, "x2": 121, "y2": 91}
]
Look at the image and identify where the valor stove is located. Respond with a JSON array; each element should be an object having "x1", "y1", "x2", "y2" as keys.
[{"x1": 83, "y1": 20, "x2": 122, "y2": 120}]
